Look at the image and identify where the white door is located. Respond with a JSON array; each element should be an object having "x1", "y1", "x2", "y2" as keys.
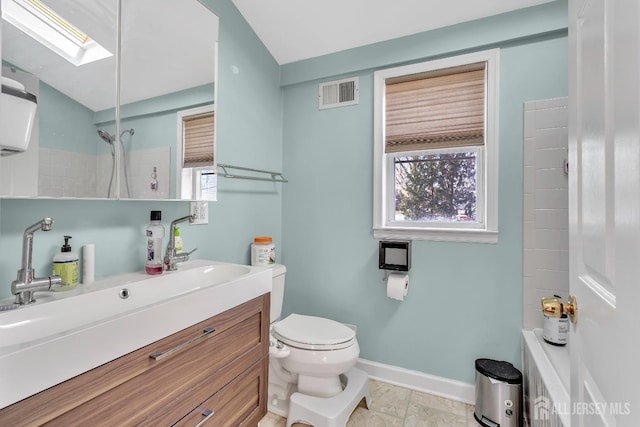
[{"x1": 569, "y1": 0, "x2": 640, "y2": 426}]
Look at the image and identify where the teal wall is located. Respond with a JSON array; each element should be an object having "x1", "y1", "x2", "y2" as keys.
[
  {"x1": 21, "y1": 71, "x2": 209, "y2": 160},
  {"x1": 280, "y1": 2, "x2": 567, "y2": 383},
  {"x1": 115, "y1": 84, "x2": 215, "y2": 198},
  {"x1": 0, "y1": 0, "x2": 567, "y2": 386},
  {"x1": 38, "y1": 82, "x2": 98, "y2": 154},
  {"x1": 40, "y1": 79, "x2": 216, "y2": 197},
  {"x1": 0, "y1": 0, "x2": 283, "y2": 298}
]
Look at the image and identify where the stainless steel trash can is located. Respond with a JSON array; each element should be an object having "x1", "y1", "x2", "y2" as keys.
[{"x1": 474, "y1": 358, "x2": 522, "y2": 427}]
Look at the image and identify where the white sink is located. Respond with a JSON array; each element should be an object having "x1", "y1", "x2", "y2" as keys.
[
  {"x1": 0, "y1": 260, "x2": 271, "y2": 409},
  {"x1": 0, "y1": 261, "x2": 252, "y2": 348}
]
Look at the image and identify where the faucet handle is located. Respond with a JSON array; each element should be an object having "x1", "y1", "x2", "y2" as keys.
[{"x1": 176, "y1": 248, "x2": 197, "y2": 262}]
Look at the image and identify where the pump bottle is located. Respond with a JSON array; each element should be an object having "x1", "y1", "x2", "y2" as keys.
[{"x1": 53, "y1": 235, "x2": 79, "y2": 289}]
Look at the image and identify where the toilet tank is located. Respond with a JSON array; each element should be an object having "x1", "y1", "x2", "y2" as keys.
[{"x1": 269, "y1": 264, "x2": 286, "y2": 322}]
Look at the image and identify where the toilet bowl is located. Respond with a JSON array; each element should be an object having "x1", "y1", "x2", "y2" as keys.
[
  {"x1": 273, "y1": 313, "x2": 359, "y2": 397},
  {"x1": 267, "y1": 265, "x2": 360, "y2": 417}
]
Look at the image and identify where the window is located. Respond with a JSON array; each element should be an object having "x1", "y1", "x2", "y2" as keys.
[
  {"x1": 373, "y1": 49, "x2": 499, "y2": 243},
  {"x1": 1, "y1": 0, "x2": 112, "y2": 66},
  {"x1": 176, "y1": 105, "x2": 216, "y2": 201}
]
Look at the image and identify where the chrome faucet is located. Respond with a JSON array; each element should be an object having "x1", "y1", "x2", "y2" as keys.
[
  {"x1": 164, "y1": 215, "x2": 197, "y2": 271},
  {"x1": 11, "y1": 217, "x2": 64, "y2": 305}
]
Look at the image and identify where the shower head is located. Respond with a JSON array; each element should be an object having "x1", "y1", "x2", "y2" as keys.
[{"x1": 97, "y1": 129, "x2": 114, "y2": 144}]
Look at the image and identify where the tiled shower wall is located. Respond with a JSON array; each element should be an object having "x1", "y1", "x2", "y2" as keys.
[
  {"x1": 39, "y1": 148, "x2": 97, "y2": 198},
  {"x1": 120, "y1": 147, "x2": 171, "y2": 200},
  {"x1": 522, "y1": 97, "x2": 569, "y2": 330},
  {"x1": 39, "y1": 147, "x2": 169, "y2": 199}
]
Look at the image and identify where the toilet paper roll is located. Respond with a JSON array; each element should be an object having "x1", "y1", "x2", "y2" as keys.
[
  {"x1": 386, "y1": 273, "x2": 409, "y2": 301},
  {"x1": 83, "y1": 244, "x2": 95, "y2": 285}
]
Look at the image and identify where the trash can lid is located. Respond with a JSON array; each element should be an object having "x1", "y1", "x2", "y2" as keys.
[{"x1": 475, "y1": 358, "x2": 522, "y2": 384}]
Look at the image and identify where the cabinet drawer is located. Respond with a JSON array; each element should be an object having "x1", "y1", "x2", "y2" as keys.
[
  {"x1": 175, "y1": 356, "x2": 268, "y2": 427},
  {"x1": 0, "y1": 294, "x2": 270, "y2": 427},
  {"x1": 49, "y1": 314, "x2": 263, "y2": 426}
]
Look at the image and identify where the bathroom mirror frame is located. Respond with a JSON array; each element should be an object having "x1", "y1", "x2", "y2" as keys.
[{"x1": 0, "y1": 0, "x2": 219, "y2": 201}]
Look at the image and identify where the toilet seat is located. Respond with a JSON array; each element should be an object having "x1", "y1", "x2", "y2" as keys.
[{"x1": 273, "y1": 313, "x2": 356, "y2": 351}]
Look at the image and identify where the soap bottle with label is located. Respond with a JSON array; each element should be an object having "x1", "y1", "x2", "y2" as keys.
[
  {"x1": 146, "y1": 210, "x2": 165, "y2": 275},
  {"x1": 53, "y1": 235, "x2": 79, "y2": 290}
]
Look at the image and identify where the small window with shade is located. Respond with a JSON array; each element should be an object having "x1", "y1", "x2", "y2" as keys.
[
  {"x1": 176, "y1": 105, "x2": 216, "y2": 200},
  {"x1": 373, "y1": 49, "x2": 500, "y2": 243}
]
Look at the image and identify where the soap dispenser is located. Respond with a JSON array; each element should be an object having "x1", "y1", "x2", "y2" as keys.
[{"x1": 53, "y1": 235, "x2": 79, "y2": 290}]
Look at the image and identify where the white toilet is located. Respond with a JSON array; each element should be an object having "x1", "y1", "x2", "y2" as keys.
[{"x1": 267, "y1": 264, "x2": 361, "y2": 418}]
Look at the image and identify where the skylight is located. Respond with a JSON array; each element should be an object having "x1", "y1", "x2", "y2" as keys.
[{"x1": 1, "y1": 0, "x2": 112, "y2": 66}]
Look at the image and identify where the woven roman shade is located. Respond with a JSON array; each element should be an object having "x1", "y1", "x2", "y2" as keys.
[
  {"x1": 183, "y1": 112, "x2": 214, "y2": 168},
  {"x1": 385, "y1": 62, "x2": 486, "y2": 153}
]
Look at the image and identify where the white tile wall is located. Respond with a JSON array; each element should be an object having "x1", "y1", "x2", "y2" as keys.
[
  {"x1": 522, "y1": 97, "x2": 569, "y2": 330},
  {"x1": 121, "y1": 147, "x2": 170, "y2": 199},
  {"x1": 95, "y1": 154, "x2": 115, "y2": 198},
  {"x1": 38, "y1": 147, "x2": 169, "y2": 199},
  {"x1": 39, "y1": 148, "x2": 97, "y2": 198}
]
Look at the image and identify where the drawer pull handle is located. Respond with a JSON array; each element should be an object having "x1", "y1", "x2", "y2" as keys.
[
  {"x1": 149, "y1": 327, "x2": 215, "y2": 361},
  {"x1": 194, "y1": 409, "x2": 215, "y2": 427}
]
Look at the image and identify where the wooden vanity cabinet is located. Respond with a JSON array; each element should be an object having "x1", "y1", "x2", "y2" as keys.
[{"x1": 0, "y1": 294, "x2": 270, "y2": 426}]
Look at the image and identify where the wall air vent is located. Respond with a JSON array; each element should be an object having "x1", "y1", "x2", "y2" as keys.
[{"x1": 319, "y1": 77, "x2": 359, "y2": 109}]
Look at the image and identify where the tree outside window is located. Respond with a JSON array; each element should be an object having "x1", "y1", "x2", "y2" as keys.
[{"x1": 394, "y1": 151, "x2": 477, "y2": 222}]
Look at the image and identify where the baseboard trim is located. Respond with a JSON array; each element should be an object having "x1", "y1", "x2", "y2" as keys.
[{"x1": 355, "y1": 358, "x2": 475, "y2": 405}]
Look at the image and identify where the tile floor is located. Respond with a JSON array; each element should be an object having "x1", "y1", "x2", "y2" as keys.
[{"x1": 259, "y1": 379, "x2": 478, "y2": 427}]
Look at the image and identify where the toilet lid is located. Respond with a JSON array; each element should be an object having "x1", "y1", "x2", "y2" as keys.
[{"x1": 272, "y1": 313, "x2": 356, "y2": 351}]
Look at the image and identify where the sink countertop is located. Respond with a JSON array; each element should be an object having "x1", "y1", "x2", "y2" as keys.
[{"x1": 0, "y1": 260, "x2": 272, "y2": 409}]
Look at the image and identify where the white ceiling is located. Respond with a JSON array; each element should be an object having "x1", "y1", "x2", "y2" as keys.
[
  {"x1": 232, "y1": 0, "x2": 557, "y2": 65},
  {"x1": 2, "y1": 1, "x2": 556, "y2": 111}
]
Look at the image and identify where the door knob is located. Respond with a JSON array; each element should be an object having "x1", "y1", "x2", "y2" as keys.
[
  {"x1": 564, "y1": 295, "x2": 578, "y2": 323},
  {"x1": 541, "y1": 295, "x2": 578, "y2": 323}
]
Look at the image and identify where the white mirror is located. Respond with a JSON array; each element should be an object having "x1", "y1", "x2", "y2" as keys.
[{"x1": 0, "y1": 0, "x2": 219, "y2": 200}]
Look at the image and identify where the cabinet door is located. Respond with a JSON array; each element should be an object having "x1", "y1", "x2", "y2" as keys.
[{"x1": 175, "y1": 356, "x2": 268, "y2": 427}]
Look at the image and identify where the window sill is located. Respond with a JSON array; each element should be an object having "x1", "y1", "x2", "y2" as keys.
[{"x1": 373, "y1": 227, "x2": 498, "y2": 244}]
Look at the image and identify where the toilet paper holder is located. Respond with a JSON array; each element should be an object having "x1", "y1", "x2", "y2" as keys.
[{"x1": 378, "y1": 240, "x2": 411, "y2": 272}]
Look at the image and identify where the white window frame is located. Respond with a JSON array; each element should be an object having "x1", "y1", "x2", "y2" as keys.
[
  {"x1": 1, "y1": 0, "x2": 112, "y2": 67},
  {"x1": 176, "y1": 104, "x2": 217, "y2": 201},
  {"x1": 373, "y1": 49, "x2": 500, "y2": 243}
]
